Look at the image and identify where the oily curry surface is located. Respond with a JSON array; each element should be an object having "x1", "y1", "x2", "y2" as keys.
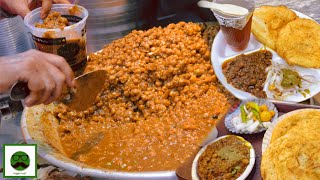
[{"x1": 53, "y1": 22, "x2": 230, "y2": 171}]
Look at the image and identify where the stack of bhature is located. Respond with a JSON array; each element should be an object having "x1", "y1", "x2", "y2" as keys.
[
  {"x1": 261, "y1": 109, "x2": 320, "y2": 179},
  {"x1": 252, "y1": 5, "x2": 320, "y2": 68},
  {"x1": 251, "y1": 5, "x2": 297, "y2": 50}
]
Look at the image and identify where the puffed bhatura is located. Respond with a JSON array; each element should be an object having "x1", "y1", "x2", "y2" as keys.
[
  {"x1": 270, "y1": 109, "x2": 320, "y2": 143},
  {"x1": 251, "y1": 5, "x2": 297, "y2": 50},
  {"x1": 261, "y1": 134, "x2": 320, "y2": 180},
  {"x1": 261, "y1": 109, "x2": 320, "y2": 180},
  {"x1": 276, "y1": 18, "x2": 320, "y2": 68}
]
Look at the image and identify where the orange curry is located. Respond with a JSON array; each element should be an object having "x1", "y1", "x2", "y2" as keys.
[
  {"x1": 35, "y1": 11, "x2": 69, "y2": 29},
  {"x1": 53, "y1": 22, "x2": 230, "y2": 171}
]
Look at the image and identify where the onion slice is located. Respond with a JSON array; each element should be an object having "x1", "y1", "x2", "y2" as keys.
[{"x1": 265, "y1": 62, "x2": 318, "y2": 100}]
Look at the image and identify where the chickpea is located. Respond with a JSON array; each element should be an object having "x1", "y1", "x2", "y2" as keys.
[
  {"x1": 83, "y1": 110, "x2": 89, "y2": 115},
  {"x1": 88, "y1": 107, "x2": 94, "y2": 114},
  {"x1": 77, "y1": 112, "x2": 85, "y2": 118},
  {"x1": 97, "y1": 101, "x2": 104, "y2": 107}
]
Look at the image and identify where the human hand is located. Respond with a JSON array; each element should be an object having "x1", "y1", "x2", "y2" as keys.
[
  {"x1": 0, "y1": 0, "x2": 71, "y2": 18},
  {"x1": 0, "y1": 49, "x2": 75, "y2": 107}
]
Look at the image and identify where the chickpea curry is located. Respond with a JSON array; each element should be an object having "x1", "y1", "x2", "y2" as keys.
[
  {"x1": 53, "y1": 22, "x2": 230, "y2": 171},
  {"x1": 35, "y1": 11, "x2": 69, "y2": 29}
]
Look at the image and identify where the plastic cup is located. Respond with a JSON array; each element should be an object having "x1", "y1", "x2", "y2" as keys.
[
  {"x1": 0, "y1": 15, "x2": 33, "y2": 56},
  {"x1": 212, "y1": 0, "x2": 255, "y2": 52},
  {"x1": 24, "y1": 4, "x2": 89, "y2": 74}
]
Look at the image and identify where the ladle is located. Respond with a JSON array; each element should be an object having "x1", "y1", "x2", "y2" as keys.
[
  {"x1": 197, "y1": 1, "x2": 249, "y2": 16},
  {"x1": 10, "y1": 70, "x2": 107, "y2": 112}
]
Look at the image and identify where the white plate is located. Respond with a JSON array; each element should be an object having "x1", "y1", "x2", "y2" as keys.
[
  {"x1": 191, "y1": 135, "x2": 255, "y2": 180},
  {"x1": 211, "y1": 11, "x2": 320, "y2": 102},
  {"x1": 261, "y1": 108, "x2": 320, "y2": 154}
]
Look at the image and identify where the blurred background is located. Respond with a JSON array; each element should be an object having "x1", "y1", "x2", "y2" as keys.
[
  {"x1": 0, "y1": 0, "x2": 214, "y2": 56},
  {"x1": 75, "y1": 0, "x2": 215, "y2": 53}
]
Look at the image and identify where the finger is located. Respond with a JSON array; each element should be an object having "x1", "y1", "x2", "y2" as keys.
[
  {"x1": 27, "y1": 76, "x2": 45, "y2": 92},
  {"x1": 41, "y1": 0, "x2": 53, "y2": 19},
  {"x1": 46, "y1": 66, "x2": 67, "y2": 103},
  {"x1": 44, "y1": 54, "x2": 75, "y2": 87},
  {"x1": 44, "y1": 82, "x2": 66, "y2": 105},
  {"x1": 25, "y1": 91, "x2": 42, "y2": 107},
  {"x1": 39, "y1": 75, "x2": 56, "y2": 104},
  {"x1": 44, "y1": 94, "x2": 54, "y2": 105},
  {"x1": 25, "y1": 60, "x2": 55, "y2": 105},
  {"x1": 54, "y1": 0, "x2": 71, "y2": 4}
]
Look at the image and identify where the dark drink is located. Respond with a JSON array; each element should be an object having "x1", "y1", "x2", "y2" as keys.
[
  {"x1": 220, "y1": 15, "x2": 253, "y2": 51},
  {"x1": 212, "y1": 0, "x2": 255, "y2": 52}
]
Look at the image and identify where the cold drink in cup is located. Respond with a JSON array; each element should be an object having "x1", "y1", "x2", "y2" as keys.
[{"x1": 212, "y1": 0, "x2": 255, "y2": 51}]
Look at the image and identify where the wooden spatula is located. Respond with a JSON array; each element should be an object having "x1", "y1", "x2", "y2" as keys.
[{"x1": 10, "y1": 70, "x2": 107, "y2": 111}]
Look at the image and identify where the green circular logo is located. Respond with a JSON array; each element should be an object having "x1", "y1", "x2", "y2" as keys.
[{"x1": 10, "y1": 151, "x2": 30, "y2": 171}]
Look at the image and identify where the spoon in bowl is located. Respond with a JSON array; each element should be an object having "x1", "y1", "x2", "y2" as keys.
[{"x1": 197, "y1": 1, "x2": 249, "y2": 16}]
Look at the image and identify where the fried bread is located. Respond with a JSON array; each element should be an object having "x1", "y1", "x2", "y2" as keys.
[
  {"x1": 276, "y1": 18, "x2": 320, "y2": 68},
  {"x1": 261, "y1": 134, "x2": 320, "y2": 180},
  {"x1": 252, "y1": 6, "x2": 297, "y2": 50},
  {"x1": 261, "y1": 109, "x2": 320, "y2": 180},
  {"x1": 270, "y1": 108, "x2": 320, "y2": 143}
]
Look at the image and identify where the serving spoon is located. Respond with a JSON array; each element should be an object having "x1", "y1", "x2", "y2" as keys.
[
  {"x1": 10, "y1": 70, "x2": 107, "y2": 111},
  {"x1": 197, "y1": 1, "x2": 249, "y2": 16}
]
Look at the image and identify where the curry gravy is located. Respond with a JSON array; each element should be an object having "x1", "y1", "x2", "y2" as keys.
[{"x1": 53, "y1": 22, "x2": 230, "y2": 171}]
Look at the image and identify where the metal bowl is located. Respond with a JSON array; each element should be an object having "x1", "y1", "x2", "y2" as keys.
[{"x1": 21, "y1": 104, "x2": 218, "y2": 179}]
